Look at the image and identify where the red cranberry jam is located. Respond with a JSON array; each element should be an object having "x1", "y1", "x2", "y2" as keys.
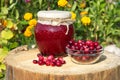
[
  {"x1": 35, "y1": 23, "x2": 74, "y2": 56},
  {"x1": 34, "y1": 10, "x2": 74, "y2": 56}
]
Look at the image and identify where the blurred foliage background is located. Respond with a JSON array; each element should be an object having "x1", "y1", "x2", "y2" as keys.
[{"x1": 0, "y1": 0, "x2": 120, "y2": 79}]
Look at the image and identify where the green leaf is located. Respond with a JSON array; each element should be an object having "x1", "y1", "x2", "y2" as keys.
[
  {"x1": 110, "y1": 4, "x2": 114, "y2": 10},
  {"x1": 97, "y1": 0, "x2": 100, "y2": 7},
  {"x1": 1, "y1": 7, "x2": 8, "y2": 15},
  {"x1": 15, "y1": 10, "x2": 19, "y2": 19},
  {"x1": 0, "y1": 13, "x2": 6, "y2": 19},
  {"x1": 6, "y1": 20, "x2": 14, "y2": 28},
  {"x1": 10, "y1": 0, "x2": 13, "y2": 4},
  {"x1": 9, "y1": 42, "x2": 19, "y2": 49},
  {"x1": 114, "y1": 17, "x2": 120, "y2": 22},
  {"x1": 0, "y1": 38, "x2": 8, "y2": 45},
  {"x1": 8, "y1": 0, "x2": 18, "y2": 10},
  {"x1": 20, "y1": 20, "x2": 28, "y2": 25},
  {"x1": 38, "y1": 0, "x2": 43, "y2": 9},
  {"x1": 0, "y1": 72, "x2": 4, "y2": 78},
  {"x1": 100, "y1": 3, "x2": 106, "y2": 9},
  {"x1": 1, "y1": 30, "x2": 14, "y2": 40},
  {"x1": 0, "y1": 64, "x2": 6, "y2": 70},
  {"x1": 112, "y1": 30, "x2": 120, "y2": 35},
  {"x1": 0, "y1": 48, "x2": 8, "y2": 62},
  {"x1": 71, "y1": 1, "x2": 77, "y2": 11}
]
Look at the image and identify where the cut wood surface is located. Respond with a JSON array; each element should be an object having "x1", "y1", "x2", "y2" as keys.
[{"x1": 5, "y1": 46, "x2": 120, "y2": 80}]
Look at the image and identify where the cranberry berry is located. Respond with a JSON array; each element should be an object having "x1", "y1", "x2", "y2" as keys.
[
  {"x1": 33, "y1": 53, "x2": 66, "y2": 67},
  {"x1": 33, "y1": 60, "x2": 38, "y2": 64}
]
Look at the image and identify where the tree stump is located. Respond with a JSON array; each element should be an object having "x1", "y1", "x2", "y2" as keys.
[{"x1": 5, "y1": 46, "x2": 120, "y2": 80}]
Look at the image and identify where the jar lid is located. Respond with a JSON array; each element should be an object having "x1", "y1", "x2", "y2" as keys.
[{"x1": 37, "y1": 10, "x2": 71, "y2": 19}]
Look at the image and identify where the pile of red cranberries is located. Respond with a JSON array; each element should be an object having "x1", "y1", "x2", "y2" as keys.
[
  {"x1": 33, "y1": 54, "x2": 66, "y2": 67},
  {"x1": 66, "y1": 39, "x2": 103, "y2": 63}
]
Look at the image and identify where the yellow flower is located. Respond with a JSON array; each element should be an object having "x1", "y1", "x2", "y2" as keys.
[
  {"x1": 24, "y1": 13, "x2": 33, "y2": 20},
  {"x1": 80, "y1": 11, "x2": 88, "y2": 16},
  {"x1": 3, "y1": 20, "x2": 7, "y2": 27},
  {"x1": 80, "y1": 2, "x2": 86, "y2": 8},
  {"x1": 71, "y1": 12, "x2": 76, "y2": 20},
  {"x1": 27, "y1": 25, "x2": 34, "y2": 29},
  {"x1": 58, "y1": 0, "x2": 68, "y2": 7},
  {"x1": 81, "y1": 16, "x2": 91, "y2": 26},
  {"x1": 29, "y1": 19, "x2": 37, "y2": 26},
  {"x1": 24, "y1": 28, "x2": 32, "y2": 37}
]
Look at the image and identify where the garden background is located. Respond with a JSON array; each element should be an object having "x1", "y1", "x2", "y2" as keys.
[{"x1": 0, "y1": 0, "x2": 120, "y2": 79}]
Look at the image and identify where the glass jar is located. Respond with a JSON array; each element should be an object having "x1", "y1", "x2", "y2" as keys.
[{"x1": 35, "y1": 10, "x2": 74, "y2": 56}]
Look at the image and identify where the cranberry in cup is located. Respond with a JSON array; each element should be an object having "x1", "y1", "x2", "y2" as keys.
[
  {"x1": 66, "y1": 40, "x2": 104, "y2": 64},
  {"x1": 35, "y1": 10, "x2": 74, "y2": 56}
]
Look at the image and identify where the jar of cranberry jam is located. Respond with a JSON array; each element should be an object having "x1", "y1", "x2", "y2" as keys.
[{"x1": 35, "y1": 10, "x2": 74, "y2": 56}]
